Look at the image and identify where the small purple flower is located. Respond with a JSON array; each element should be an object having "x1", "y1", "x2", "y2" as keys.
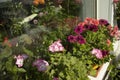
[
  {"x1": 33, "y1": 59, "x2": 49, "y2": 72},
  {"x1": 76, "y1": 35, "x2": 86, "y2": 44},
  {"x1": 21, "y1": 54, "x2": 28, "y2": 59},
  {"x1": 33, "y1": 19, "x2": 38, "y2": 24},
  {"x1": 99, "y1": 19, "x2": 109, "y2": 26},
  {"x1": 53, "y1": 77, "x2": 59, "y2": 80},
  {"x1": 39, "y1": 12, "x2": 44, "y2": 17},
  {"x1": 67, "y1": 35, "x2": 76, "y2": 43},
  {"x1": 74, "y1": 25, "x2": 84, "y2": 34}
]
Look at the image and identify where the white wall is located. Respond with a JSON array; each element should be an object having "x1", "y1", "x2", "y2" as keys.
[{"x1": 97, "y1": 0, "x2": 114, "y2": 25}]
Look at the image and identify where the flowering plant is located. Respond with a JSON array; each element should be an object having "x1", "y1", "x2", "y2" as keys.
[
  {"x1": 0, "y1": 1, "x2": 119, "y2": 79},
  {"x1": 0, "y1": 15, "x2": 120, "y2": 79},
  {"x1": 67, "y1": 17, "x2": 120, "y2": 75}
]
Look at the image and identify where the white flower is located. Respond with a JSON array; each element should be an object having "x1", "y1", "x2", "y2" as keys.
[{"x1": 14, "y1": 54, "x2": 28, "y2": 67}]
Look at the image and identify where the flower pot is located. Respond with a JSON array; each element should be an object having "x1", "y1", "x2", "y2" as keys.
[
  {"x1": 117, "y1": 19, "x2": 120, "y2": 29},
  {"x1": 88, "y1": 62, "x2": 110, "y2": 80}
]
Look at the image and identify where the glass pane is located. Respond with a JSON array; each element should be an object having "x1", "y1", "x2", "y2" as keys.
[{"x1": 0, "y1": 0, "x2": 83, "y2": 38}]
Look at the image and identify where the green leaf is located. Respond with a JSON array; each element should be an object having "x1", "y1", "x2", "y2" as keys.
[
  {"x1": 5, "y1": 57, "x2": 14, "y2": 71},
  {"x1": 23, "y1": 47, "x2": 33, "y2": 57},
  {"x1": 89, "y1": 69, "x2": 97, "y2": 77},
  {"x1": 66, "y1": 75, "x2": 71, "y2": 80},
  {"x1": 17, "y1": 68, "x2": 26, "y2": 73},
  {"x1": 0, "y1": 47, "x2": 12, "y2": 59},
  {"x1": 59, "y1": 72, "x2": 65, "y2": 78}
]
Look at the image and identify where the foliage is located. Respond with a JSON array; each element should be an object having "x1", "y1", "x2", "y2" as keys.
[
  {"x1": 67, "y1": 18, "x2": 120, "y2": 75},
  {"x1": 0, "y1": 24, "x2": 89, "y2": 80},
  {"x1": 108, "y1": 59, "x2": 120, "y2": 80},
  {"x1": 0, "y1": 1, "x2": 28, "y2": 37},
  {"x1": 0, "y1": 0, "x2": 119, "y2": 80},
  {"x1": 60, "y1": 0, "x2": 82, "y2": 17},
  {"x1": 113, "y1": 0, "x2": 120, "y2": 19}
]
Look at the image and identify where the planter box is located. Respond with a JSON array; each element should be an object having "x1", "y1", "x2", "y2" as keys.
[{"x1": 88, "y1": 62, "x2": 110, "y2": 80}]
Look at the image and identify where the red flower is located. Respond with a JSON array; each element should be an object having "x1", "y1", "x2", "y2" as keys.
[
  {"x1": 3, "y1": 37, "x2": 11, "y2": 47},
  {"x1": 74, "y1": 25, "x2": 84, "y2": 34},
  {"x1": 106, "y1": 39, "x2": 111, "y2": 46},
  {"x1": 76, "y1": 35, "x2": 86, "y2": 44},
  {"x1": 68, "y1": 35, "x2": 76, "y2": 43},
  {"x1": 84, "y1": 17, "x2": 99, "y2": 26},
  {"x1": 99, "y1": 19, "x2": 109, "y2": 26},
  {"x1": 113, "y1": 0, "x2": 120, "y2": 3}
]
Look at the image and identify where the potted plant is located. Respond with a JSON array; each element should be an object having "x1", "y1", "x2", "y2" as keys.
[
  {"x1": 67, "y1": 17, "x2": 120, "y2": 79},
  {"x1": 0, "y1": 16, "x2": 119, "y2": 80},
  {"x1": 0, "y1": 0, "x2": 119, "y2": 80}
]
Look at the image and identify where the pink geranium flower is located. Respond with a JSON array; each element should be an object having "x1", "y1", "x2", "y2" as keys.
[
  {"x1": 99, "y1": 19, "x2": 109, "y2": 26},
  {"x1": 91, "y1": 48, "x2": 109, "y2": 59},
  {"x1": 14, "y1": 54, "x2": 28, "y2": 67},
  {"x1": 91, "y1": 48, "x2": 103, "y2": 59},
  {"x1": 49, "y1": 40, "x2": 64, "y2": 52},
  {"x1": 110, "y1": 26, "x2": 120, "y2": 40},
  {"x1": 84, "y1": 17, "x2": 99, "y2": 26},
  {"x1": 68, "y1": 35, "x2": 76, "y2": 43},
  {"x1": 76, "y1": 35, "x2": 86, "y2": 44},
  {"x1": 74, "y1": 25, "x2": 84, "y2": 34}
]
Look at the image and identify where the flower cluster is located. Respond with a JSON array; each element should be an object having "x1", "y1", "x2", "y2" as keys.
[
  {"x1": 0, "y1": 17, "x2": 118, "y2": 80},
  {"x1": 1, "y1": 0, "x2": 120, "y2": 79},
  {"x1": 108, "y1": 25, "x2": 120, "y2": 40},
  {"x1": 48, "y1": 40, "x2": 64, "y2": 52},
  {"x1": 67, "y1": 18, "x2": 110, "y2": 45},
  {"x1": 68, "y1": 18, "x2": 118, "y2": 60},
  {"x1": 33, "y1": 59, "x2": 49, "y2": 72},
  {"x1": 91, "y1": 48, "x2": 109, "y2": 59}
]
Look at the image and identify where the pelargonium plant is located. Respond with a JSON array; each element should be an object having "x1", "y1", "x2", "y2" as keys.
[
  {"x1": 67, "y1": 17, "x2": 120, "y2": 74},
  {"x1": 0, "y1": 23, "x2": 88, "y2": 80},
  {"x1": 0, "y1": 17, "x2": 119, "y2": 80}
]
